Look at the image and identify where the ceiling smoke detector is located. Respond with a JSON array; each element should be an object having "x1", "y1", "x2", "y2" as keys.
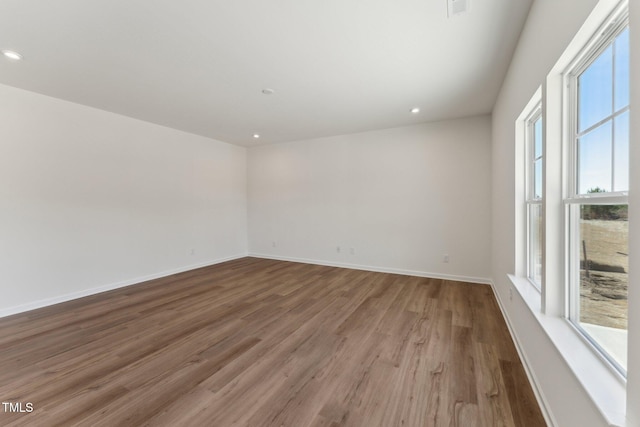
[{"x1": 447, "y1": 0, "x2": 469, "y2": 17}]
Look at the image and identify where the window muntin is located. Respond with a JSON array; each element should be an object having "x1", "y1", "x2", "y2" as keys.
[
  {"x1": 613, "y1": 110, "x2": 629, "y2": 191},
  {"x1": 574, "y1": 27, "x2": 630, "y2": 197},
  {"x1": 567, "y1": 21, "x2": 629, "y2": 375},
  {"x1": 614, "y1": 28, "x2": 630, "y2": 111}
]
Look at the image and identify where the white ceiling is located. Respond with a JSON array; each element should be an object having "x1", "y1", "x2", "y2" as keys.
[{"x1": 0, "y1": 0, "x2": 532, "y2": 146}]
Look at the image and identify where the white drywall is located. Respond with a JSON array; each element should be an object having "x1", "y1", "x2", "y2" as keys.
[
  {"x1": 491, "y1": 0, "x2": 638, "y2": 426},
  {"x1": 0, "y1": 84, "x2": 247, "y2": 316},
  {"x1": 248, "y1": 116, "x2": 492, "y2": 283},
  {"x1": 627, "y1": 2, "x2": 640, "y2": 425}
]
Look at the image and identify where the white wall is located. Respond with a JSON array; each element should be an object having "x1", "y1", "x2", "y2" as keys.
[
  {"x1": 0, "y1": 84, "x2": 247, "y2": 316},
  {"x1": 248, "y1": 116, "x2": 492, "y2": 283},
  {"x1": 491, "y1": 1, "x2": 639, "y2": 426},
  {"x1": 627, "y1": 2, "x2": 640, "y2": 425}
]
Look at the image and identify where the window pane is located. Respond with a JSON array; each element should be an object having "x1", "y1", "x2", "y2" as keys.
[
  {"x1": 534, "y1": 159, "x2": 542, "y2": 199},
  {"x1": 614, "y1": 28, "x2": 630, "y2": 111},
  {"x1": 578, "y1": 45, "x2": 613, "y2": 132},
  {"x1": 577, "y1": 204, "x2": 628, "y2": 371},
  {"x1": 578, "y1": 122, "x2": 612, "y2": 194},
  {"x1": 614, "y1": 110, "x2": 629, "y2": 192},
  {"x1": 534, "y1": 117, "x2": 542, "y2": 159},
  {"x1": 528, "y1": 203, "x2": 542, "y2": 287}
]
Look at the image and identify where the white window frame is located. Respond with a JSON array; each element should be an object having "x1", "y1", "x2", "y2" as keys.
[
  {"x1": 525, "y1": 104, "x2": 543, "y2": 290},
  {"x1": 509, "y1": 1, "x2": 629, "y2": 424},
  {"x1": 515, "y1": 87, "x2": 543, "y2": 300},
  {"x1": 563, "y1": 8, "x2": 629, "y2": 376}
]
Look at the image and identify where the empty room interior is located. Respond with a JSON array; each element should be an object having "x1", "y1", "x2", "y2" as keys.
[{"x1": 0, "y1": 0, "x2": 638, "y2": 426}]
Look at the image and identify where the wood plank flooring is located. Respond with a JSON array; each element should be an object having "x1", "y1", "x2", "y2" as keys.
[{"x1": 0, "y1": 257, "x2": 546, "y2": 426}]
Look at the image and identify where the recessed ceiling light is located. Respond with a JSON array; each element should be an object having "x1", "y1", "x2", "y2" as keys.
[
  {"x1": 253, "y1": 134, "x2": 260, "y2": 139},
  {"x1": 2, "y1": 50, "x2": 23, "y2": 61},
  {"x1": 410, "y1": 107, "x2": 420, "y2": 114},
  {"x1": 262, "y1": 88, "x2": 275, "y2": 95}
]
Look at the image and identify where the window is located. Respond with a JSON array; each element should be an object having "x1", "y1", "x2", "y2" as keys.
[
  {"x1": 565, "y1": 20, "x2": 629, "y2": 374},
  {"x1": 510, "y1": 1, "x2": 630, "y2": 422},
  {"x1": 525, "y1": 105, "x2": 543, "y2": 289}
]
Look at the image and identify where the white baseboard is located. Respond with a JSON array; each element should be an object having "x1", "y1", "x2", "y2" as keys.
[
  {"x1": 0, "y1": 253, "x2": 248, "y2": 319},
  {"x1": 2, "y1": 253, "x2": 488, "y2": 319},
  {"x1": 248, "y1": 253, "x2": 491, "y2": 285},
  {"x1": 488, "y1": 280, "x2": 557, "y2": 427}
]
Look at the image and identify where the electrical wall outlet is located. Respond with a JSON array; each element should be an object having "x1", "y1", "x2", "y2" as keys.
[
  {"x1": 336, "y1": 246, "x2": 341, "y2": 253},
  {"x1": 443, "y1": 254, "x2": 449, "y2": 263},
  {"x1": 350, "y1": 248, "x2": 355, "y2": 255}
]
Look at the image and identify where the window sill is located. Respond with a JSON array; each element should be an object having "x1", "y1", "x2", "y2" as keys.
[{"x1": 507, "y1": 274, "x2": 626, "y2": 427}]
